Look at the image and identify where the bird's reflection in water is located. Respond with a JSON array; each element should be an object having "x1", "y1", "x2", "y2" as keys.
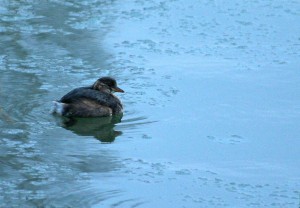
[{"x1": 61, "y1": 115, "x2": 123, "y2": 143}]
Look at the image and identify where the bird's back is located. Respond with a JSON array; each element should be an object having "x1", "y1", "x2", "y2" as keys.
[{"x1": 58, "y1": 87, "x2": 123, "y2": 116}]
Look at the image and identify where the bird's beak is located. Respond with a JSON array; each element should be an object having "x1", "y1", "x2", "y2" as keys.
[{"x1": 112, "y1": 86, "x2": 125, "y2": 93}]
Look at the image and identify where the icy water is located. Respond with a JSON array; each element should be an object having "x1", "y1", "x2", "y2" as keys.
[{"x1": 1, "y1": 0, "x2": 300, "y2": 207}]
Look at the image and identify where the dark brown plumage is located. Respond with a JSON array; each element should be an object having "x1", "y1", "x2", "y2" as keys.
[{"x1": 52, "y1": 77, "x2": 124, "y2": 117}]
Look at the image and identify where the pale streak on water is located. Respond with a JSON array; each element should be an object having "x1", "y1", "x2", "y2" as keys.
[{"x1": 0, "y1": 0, "x2": 300, "y2": 207}]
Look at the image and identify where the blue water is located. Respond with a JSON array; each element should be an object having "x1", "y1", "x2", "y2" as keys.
[{"x1": 0, "y1": 0, "x2": 300, "y2": 207}]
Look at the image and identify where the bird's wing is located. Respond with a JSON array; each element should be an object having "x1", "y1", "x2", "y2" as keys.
[{"x1": 60, "y1": 87, "x2": 118, "y2": 108}]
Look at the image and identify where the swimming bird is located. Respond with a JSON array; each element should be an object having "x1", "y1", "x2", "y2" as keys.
[{"x1": 52, "y1": 77, "x2": 124, "y2": 117}]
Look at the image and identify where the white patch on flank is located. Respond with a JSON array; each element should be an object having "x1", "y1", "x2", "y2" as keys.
[{"x1": 51, "y1": 101, "x2": 65, "y2": 115}]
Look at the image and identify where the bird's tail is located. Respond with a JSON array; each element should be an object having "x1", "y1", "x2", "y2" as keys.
[{"x1": 51, "y1": 101, "x2": 65, "y2": 115}]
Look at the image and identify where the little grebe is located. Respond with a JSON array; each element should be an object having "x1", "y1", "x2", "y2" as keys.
[{"x1": 52, "y1": 77, "x2": 124, "y2": 117}]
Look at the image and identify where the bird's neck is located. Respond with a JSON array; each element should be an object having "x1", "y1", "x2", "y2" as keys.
[{"x1": 91, "y1": 82, "x2": 112, "y2": 94}]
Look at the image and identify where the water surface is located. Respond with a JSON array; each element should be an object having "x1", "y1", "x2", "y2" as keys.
[{"x1": 0, "y1": 0, "x2": 300, "y2": 207}]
